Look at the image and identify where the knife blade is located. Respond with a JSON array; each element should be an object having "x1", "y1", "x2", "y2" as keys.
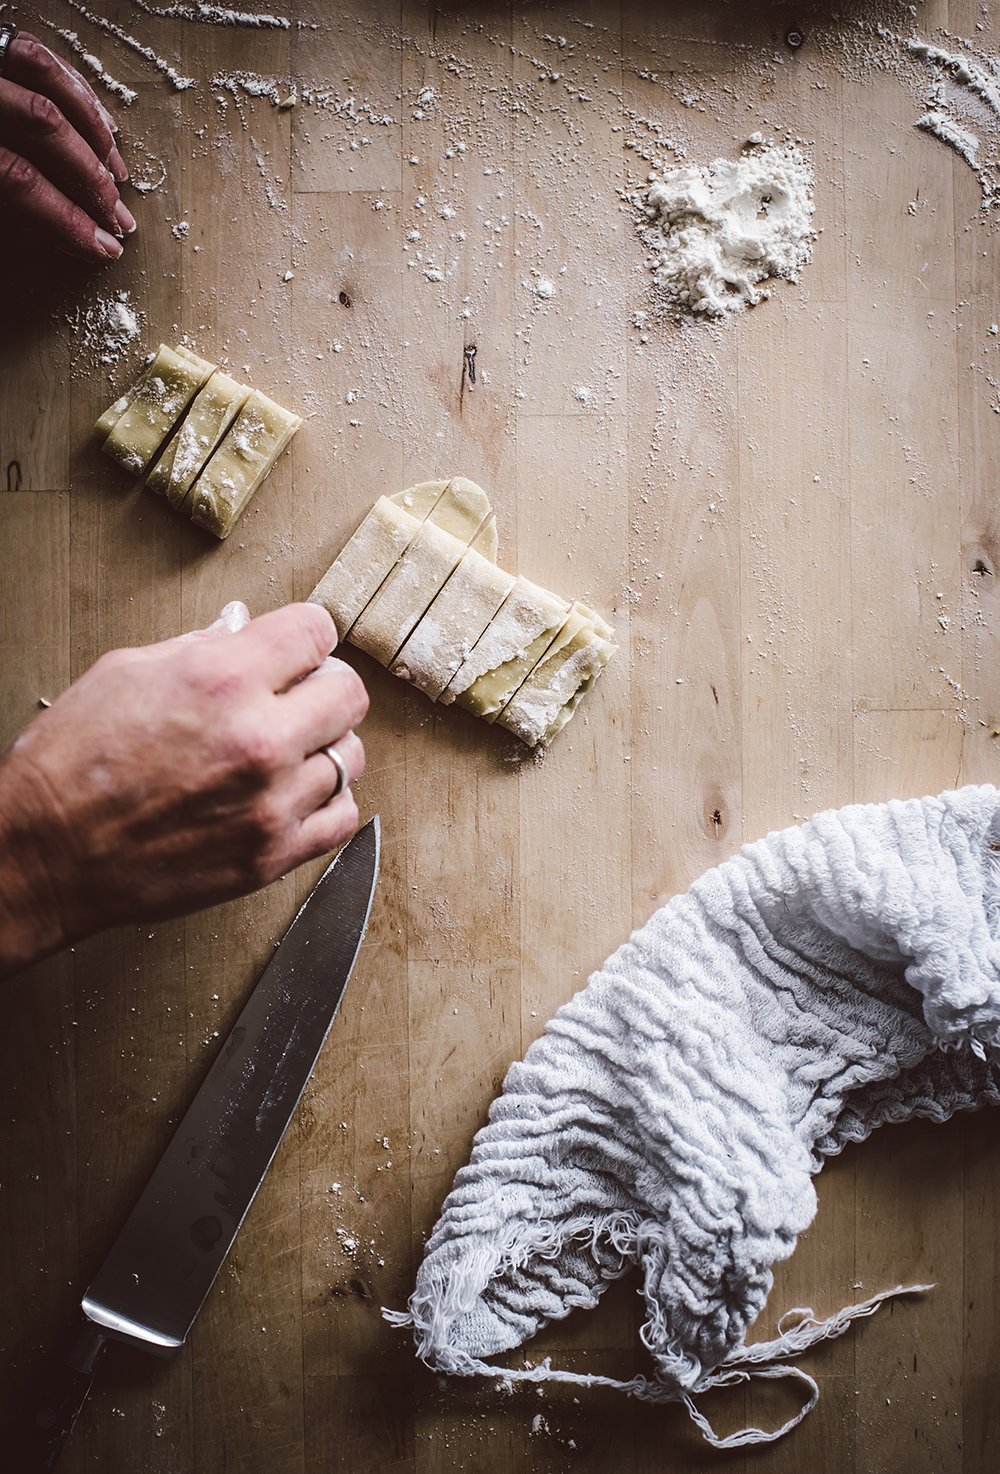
[{"x1": 12, "y1": 814, "x2": 380, "y2": 1472}]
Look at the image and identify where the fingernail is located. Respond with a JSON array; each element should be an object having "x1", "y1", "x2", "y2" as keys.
[
  {"x1": 108, "y1": 146, "x2": 128, "y2": 182},
  {"x1": 95, "y1": 227, "x2": 123, "y2": 259},
  {"x1": 115, "y1": 199, "x2": 137, "y2": 235}
]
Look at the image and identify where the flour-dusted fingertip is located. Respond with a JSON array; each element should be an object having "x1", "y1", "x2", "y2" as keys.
[
  {"x1": 215, "y1": 601, "x2": 252, "y2": 633},
  {"x1": 114, "y1": 199, "x2": 136, "y2": 235},
  {"x1": 94, "y1": 226, "x2": 122, "y2": 259}
]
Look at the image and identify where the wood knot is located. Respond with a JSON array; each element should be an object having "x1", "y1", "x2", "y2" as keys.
[{"x1": 705, "y1": 797, "x2": 729, "y2": 841}]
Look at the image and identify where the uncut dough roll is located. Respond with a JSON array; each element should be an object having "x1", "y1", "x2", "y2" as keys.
[{"x1": 441, "y1": 577, "x2": 571, "y2": 721}]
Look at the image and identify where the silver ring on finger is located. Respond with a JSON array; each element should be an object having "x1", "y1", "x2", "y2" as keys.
[
  {"x1": 0, "y1": 24, "x2": 19, "y2": 77},
  {"x1": 322, "y1": 745, "x2": 349, "y2": 801}
]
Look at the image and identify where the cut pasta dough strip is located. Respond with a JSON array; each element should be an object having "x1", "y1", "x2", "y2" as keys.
[
  {"x1": 389, "y1": 479, "x2": 452, "y2": 518},
  {"x1": 93, "y1": 346, "x2": 207, "y2": 440},
  {"x1": 310, "y1": 498, "x2": 423, "y2": 640},
  {"x1": 184, "y1": 390, "x2": 302, "y2": 540},
  {"x1": 146, "y1": 371, "x2": 251, "y2": 507},
  {"x1": 441, "y1": 577, "x2": 571, "y2": 721},
  {"x1": 351, "y1": 509, "x2": 494, "y2": 667},
  {"x1": 391, "y1": 537, "x2": 516, "y2": 700},
  {"x1": 497, "y1": 603, "x2": 618, "y2": 747},
  {"x1": 310, "y1": 478, "x2": 492, "y2": 644},
  {"x1": 410, "y1": 475, "x2": 496, "y2": 560},
  {"x1": 308, "y1": 481, "x2": 460, "y2": 640},
  {"x1": 94, "y1": 366, "x2": 152, "y2": 440},
  {"x1": 101, "y1": 344, "x2": 214, "y2": 476}
]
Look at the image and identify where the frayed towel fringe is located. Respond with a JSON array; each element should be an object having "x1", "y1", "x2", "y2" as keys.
[
  {"x1": 388, "y1": 788, "x2": 1000, "y2": 1448},
  {"x1": 385, "y1": 1282, "x2": 935, "y2": 1448}
]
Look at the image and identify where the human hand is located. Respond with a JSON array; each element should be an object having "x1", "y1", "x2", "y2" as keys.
[
  {"x1": 0, "y1": 603, "x2": 369, "y2": 977},
  {"x1": 0, "y1": 28, "x2": 135, "y2": 263}
]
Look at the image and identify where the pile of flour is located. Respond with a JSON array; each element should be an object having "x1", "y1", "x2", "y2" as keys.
[{"x1": 634, "y1": 143, "x2": 816, "y2": 317}]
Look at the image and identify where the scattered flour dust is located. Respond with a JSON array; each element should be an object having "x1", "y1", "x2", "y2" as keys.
[
  {"x1": 128, "y1": 138, "x2": 168, "y2": 195},
  {"x1": 45, "y1": 25, "x2": 137, "y2": 105},
  {"x1": 130, "y1": 0, "x2": 291, "y2": 27},
  {"x1": 907, "y1": 37, "x2": 1000, "y2": 208},
  {"x1": 65, "y1": 290, "x2": 143, "y2": 371},
  {"x1": 66, "y1": 0, "x2": 195, "y2": 90},
  {"x1": 633, "y1": 143, "x2": 816, "y2": 318}
]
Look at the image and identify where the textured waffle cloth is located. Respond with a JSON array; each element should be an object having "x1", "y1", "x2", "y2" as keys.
[{"x1": 387, "y1": 787, "x2": 1000, "y2": 1445}]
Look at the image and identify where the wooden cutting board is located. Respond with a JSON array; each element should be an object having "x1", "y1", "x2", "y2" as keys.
[{"x1": 2, "y1": 2, "x2": 999, "y2": 1470}]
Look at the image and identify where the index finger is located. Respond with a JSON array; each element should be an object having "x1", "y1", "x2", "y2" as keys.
[
  {"x1": 229, "y1": 604, "x2": 339, "y2": 691},
  {"x1": 5, "y1": 33, "x2": 118, "y2": 171}
]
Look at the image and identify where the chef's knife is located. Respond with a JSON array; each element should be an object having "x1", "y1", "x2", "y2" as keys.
[{"x1": 12, "y1": 815, "x2": 380, "y2": 1473}]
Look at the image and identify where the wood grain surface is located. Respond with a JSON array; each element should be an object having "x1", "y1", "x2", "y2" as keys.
[{"x1": 3, "y1": 2, "x2": 1000, "y2": 1471}]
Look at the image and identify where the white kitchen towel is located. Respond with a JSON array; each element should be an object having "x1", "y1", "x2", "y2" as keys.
[{"x1": 387, "y1": 786, "x2": 1000, "y2": 1445}]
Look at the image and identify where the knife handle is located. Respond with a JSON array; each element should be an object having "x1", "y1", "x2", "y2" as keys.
[{"x1": 10, "y1": 1320, "x2": 106, "y2": 1472}]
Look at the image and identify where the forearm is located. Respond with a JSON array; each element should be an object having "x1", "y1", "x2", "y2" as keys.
[{"x1": 0, "y1": 755, "x2": 69, "y2": 977}]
